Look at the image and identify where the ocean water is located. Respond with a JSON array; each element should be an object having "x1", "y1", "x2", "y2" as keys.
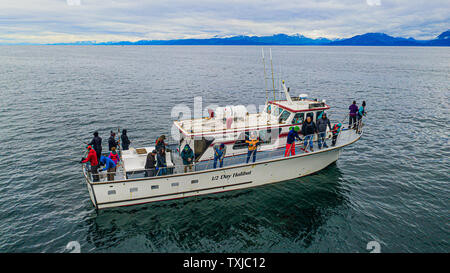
[{"x1": 0, "y1": 45, "x2": 448, "y2": 253}]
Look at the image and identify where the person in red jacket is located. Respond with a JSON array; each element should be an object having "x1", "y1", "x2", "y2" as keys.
[{"x1": 81, "y1": 145, "x2": 99, "y2": 182}]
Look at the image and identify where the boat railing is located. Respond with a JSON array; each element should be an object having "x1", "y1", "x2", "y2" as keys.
[{"x1": 82, "y1": 121, "x2": 364, "y2": 183}]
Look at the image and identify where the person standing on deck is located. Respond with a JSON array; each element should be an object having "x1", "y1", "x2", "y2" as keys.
[
  {"x1": 246, "y1": 132, "x2": 260, "y2": 163},
  {"x1": 145, "y1": 150, "x2": 157, "y2": 177},
  {"x1": 181, "y1": 144, "x2": 194, "y2": 172},
  {"x1": 316, "y1": 113, "x2": 332, "y2": 149},
  {"x1": 81, "y1": 145, "x2": 99, "y2": 182},
  {"x1": 108, "y1": 147, "x2": 119, "y2": 179},
  {"x1": 349, "y1": 101, "x2": 358, "y2": 129},
  {"x1": 213, "y1": 143, "x2": 226, "y2": 168},
  {"x1": 99, "y1": 155, "x2": 116, "y2": 181},
  {"x1": 108, "y1": 131, "x2": 118, "y2": 151},
  {"x1": 357, "y1": 101, "x2": 366, "y2": 131},
  {"x1": 121, "y1": 129, "x2": 131, "y2": 150},
  {"x1": 331, "y1": 123, "x2": 342, "y2": 146},
  {"x1": 156, "y1": 148, "x2": 167, "y2": 176},
  {"x1": 285, "y1": 126, "x2": 302, "y2": 157},
  {"x1": 155, "y1": 135, "x2": 167, "y2": 152},
  {"x1": 301, "y1": 116, "x2": 317, "y2": 152},
  {"x1": 89, "y1": 131, "x2": 102, "y2": 163}
]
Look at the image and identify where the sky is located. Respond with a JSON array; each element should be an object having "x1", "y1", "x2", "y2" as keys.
[{"x1": 0, "y1": 0, "x2": 449, "y2": 44}]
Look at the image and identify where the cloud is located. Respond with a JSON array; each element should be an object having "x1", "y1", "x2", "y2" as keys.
[
  {"x1": 367, "y1": 0, "x2": 381, "y2": 6},
  {"x1": 66, "y1": 0, "x2": 81, "y2": 6},
  {"x1": 0, "y1": 0, "x2": 448, "y2": 43}
]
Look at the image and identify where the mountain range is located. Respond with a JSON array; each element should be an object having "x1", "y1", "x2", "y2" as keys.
[{"x1": 49, "y1": 30, "x2": 450, "y2": 46}]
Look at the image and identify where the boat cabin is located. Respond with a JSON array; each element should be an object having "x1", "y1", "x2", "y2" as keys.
[{"x1": 173, "y1": 84, "x2": 330, "y2": 162}]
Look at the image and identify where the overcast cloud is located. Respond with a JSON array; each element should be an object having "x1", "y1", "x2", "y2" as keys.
[{"x1": 0, "y1": 0, "x2": 448, "y2": 43}]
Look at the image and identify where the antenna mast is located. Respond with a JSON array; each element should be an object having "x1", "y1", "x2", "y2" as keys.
[
  {"x1": 262, "y1": 48, "x2": 268, "y2": 103},
  {"x1": 270, "y1": 48, "x2": 276, "y2": 101}
]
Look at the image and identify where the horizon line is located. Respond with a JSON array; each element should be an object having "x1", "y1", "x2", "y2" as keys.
[{"x1": 1, "y1": 30, "x2": 448, "y2": 46}]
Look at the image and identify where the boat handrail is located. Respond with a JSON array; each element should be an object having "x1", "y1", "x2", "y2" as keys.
[{"x1": 82, "y1": 119, "x2": 364, "y2": 184}]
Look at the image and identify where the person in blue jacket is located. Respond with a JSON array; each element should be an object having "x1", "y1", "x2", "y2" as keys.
[
  {"x1": 213, "y1": 143, "x2": 226, "y2": 168},
  {"x1": 99, "y1": 155, "x2": 117, "y2": 181},
  {"x1": 156, "y1": 147, "x2": 168, "y2": 176},
  {"x1": 285, "y1": 126, "x2": 302, "y2": 157},
  {"x1": 180, "y1": 144, "x2": 194, "y2": 172}
]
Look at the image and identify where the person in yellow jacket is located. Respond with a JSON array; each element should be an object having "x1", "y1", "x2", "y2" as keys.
[{"x1": 246, "y1": 132, "x2": 260, "y2": 163}]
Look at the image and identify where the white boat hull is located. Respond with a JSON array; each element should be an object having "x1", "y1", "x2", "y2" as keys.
[{"x1": 85, "y1": 129, "x2": 360, "y2": 209}]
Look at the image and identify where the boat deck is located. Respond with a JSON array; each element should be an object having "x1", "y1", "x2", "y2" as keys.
[
  {"x1": 174, "y1": 112, "x2": 281, "y2": 135},
  {"x1": 85, "y1": 128, "x2": 360, "y2": 183}
]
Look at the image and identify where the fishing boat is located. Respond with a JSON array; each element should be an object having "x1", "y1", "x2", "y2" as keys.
[{"x1": 81, "y1": 52, "x2": 363, "y2": 210}]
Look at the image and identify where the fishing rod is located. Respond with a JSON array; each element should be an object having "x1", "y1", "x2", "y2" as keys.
[{"x1": 74, "y1": 136, "x2": 90, "y2": 146}]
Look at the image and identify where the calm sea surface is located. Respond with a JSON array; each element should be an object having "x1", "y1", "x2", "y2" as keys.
[{"x1": 0, "y1": 46, "x2": 448, "y2": 253}]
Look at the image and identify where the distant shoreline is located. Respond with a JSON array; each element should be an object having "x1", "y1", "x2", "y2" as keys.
[
  {"x1": 2, "y1": 31, "x2": 449, "y2": 47},
  {"x1": 2, "y1": 44, "x2": 449, "y2": 47}
]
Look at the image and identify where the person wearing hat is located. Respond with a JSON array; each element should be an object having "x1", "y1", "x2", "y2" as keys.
[
  {"x1": 245, "y1": 132, "x2": 260, "y2": 163},
  {"x1": 99, "y1": 155, "x2": 117, "y2": 181},
  {"x1": 316, "y1": 112, "x2": 332, "y2": 149},
  {"x1": 121, "y1": 129, "x2": 131, "y2": 150},
  {"x1": 145, "y1": 150, "x2": 157, "y2": 177},
  {"x1": 349, "y1": 100, "x2": 359, "y2": 129},
  {"x1": 80, "y1": 145, "x2": 99, "y2": 182},
  {"x1": 331, "y1": 123, "x2": 342, "y2": 146},
  {"x1": 180, "y1": 144, "x2": 194, "y2": 173},
  {"x1": 89, "y1": 131, "x2": 102, "y2": 162},
  {"x1": 155, "y1": 135, "x2": 167, "y2": 152},
  {"x1": 109, "y1": 147, "x2": 120, "y2": 165},
  {"x1": 108, "y1": 131, "x2": 118, "y2": 151},
  {"x1": 285, "y1": 126, "x2": 302, "y2": 157},
  {"x1": 213, "y1": 143, "x2": 226, "y2": 168}
]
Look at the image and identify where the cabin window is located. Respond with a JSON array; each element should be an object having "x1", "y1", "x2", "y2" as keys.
[
  {"x1": 292, "y1": 113, "x2": 304, "y2": 124},
  {"x1": 259, "y1": 129, "x2": 272, "y2": 144},
  {"x1": 193, "y1": 137, "x2": 214, "y2": 161},
  {"x1": 130, "y1": 187, "x2": 138, "y2": 193},
  {"x1": 270, "y1": 106, "x2": 279, "y2": 117},
  {"x1": 171, "y1": 182, "x2": 179, "y2": 187},
  {"x1": 259, "y1": 128, "x2": 282, "y2": 145},
  {"x1": 309, "y1": 102, "x2": 325, "y2": 109},
  {"x1": 316, "y1": 111, "x2": 324, "y2": 121},
  {"x1": 259, "y1": 129, "x2": 271, "y2": 144},
  {"x1": 277, "y1": 107, "x2": 284, "y2": 116},
  {"x1": 233, "y1": 132, "x2": 249, "y2": 150},
  {"x1": 278, "y1": 110, "x2": 291, "y2": 123}
]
